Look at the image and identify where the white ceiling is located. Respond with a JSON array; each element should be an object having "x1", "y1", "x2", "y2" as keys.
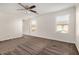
[
  {"x1": 0, "y1": 3, "x2": 76, "y2": 20},
  {"x1": 27, "y1": 3, "x2": 76, "y2": 14}
]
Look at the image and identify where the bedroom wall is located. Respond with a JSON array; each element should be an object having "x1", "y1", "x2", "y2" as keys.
[
  {"x1": 76, "y1": 5, "x2": 79, "y2": 52},
  {"x1": 23, "y1": 7, "x2": 76, "y2": 43},
  {"x1": 0, "y1": 14, "x2": 23, "y2": 41}
]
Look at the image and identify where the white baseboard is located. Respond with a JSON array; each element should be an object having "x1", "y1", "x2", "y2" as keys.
[
  {"x1": 24, "y1": 33, "x2": 74, "y2": 44},
  {"x1": 0, "y1": 34, "x2": 23, "y2": 41}
]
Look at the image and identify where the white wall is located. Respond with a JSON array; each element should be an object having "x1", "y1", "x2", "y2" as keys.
[
  {"x1": 76, "y1": 5, "x2": 79, "y2": 52},
  {"x1": 23, "y1": 7, "x2": 76, "y2": 43},
  {"x1": 0, "y1": 15, "x2": 23, "y2": 41}
]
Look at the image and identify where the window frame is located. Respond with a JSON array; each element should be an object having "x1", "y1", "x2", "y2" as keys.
[{"x1": 56, "y1": 14, "x2": 70, "y2": 34}]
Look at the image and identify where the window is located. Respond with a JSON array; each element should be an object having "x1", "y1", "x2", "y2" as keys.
[
  {"x1": 56, "y1": 14, "x2": 70, "y2": 33},
  {"x1": 31, "y1": 20, "x2": 37, "y2": 32}
]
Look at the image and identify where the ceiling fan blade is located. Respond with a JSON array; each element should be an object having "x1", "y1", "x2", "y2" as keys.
[
  {"x1": 29, "y1": 10, "x2": 38, "y2": 14},
  {"x1": 18, "y1": 3, "x2": 27, "y2": 9},
  {"x1": 29, "y1": 5, "x2": 36, "y2": 9},
  {"x1": 17, "y1": 9, "x2": 26, "y2": 10}
]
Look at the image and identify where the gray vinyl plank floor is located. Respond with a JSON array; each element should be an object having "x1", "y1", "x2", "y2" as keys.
[{"x1": 0, "y1": 35, "x2": 78, "y2": 55}]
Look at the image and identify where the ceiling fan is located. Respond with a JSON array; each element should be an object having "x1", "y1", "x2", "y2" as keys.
[{"x1": 18, "y1": 3, "x2": 38, "y2": 14}]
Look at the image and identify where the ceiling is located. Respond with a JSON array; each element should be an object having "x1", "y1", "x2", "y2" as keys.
[{"x1": 0, "y1": 3, "x2": 76, "y2": 20}]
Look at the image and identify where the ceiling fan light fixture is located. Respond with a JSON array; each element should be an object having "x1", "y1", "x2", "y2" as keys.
[{"x1": 18, "y1": 3, "x2": 38, "y2": 14}]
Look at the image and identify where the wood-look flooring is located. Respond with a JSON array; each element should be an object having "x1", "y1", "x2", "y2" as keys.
[{"x1": 0, "y1": 35, "x2": 78, "y2": 55}]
